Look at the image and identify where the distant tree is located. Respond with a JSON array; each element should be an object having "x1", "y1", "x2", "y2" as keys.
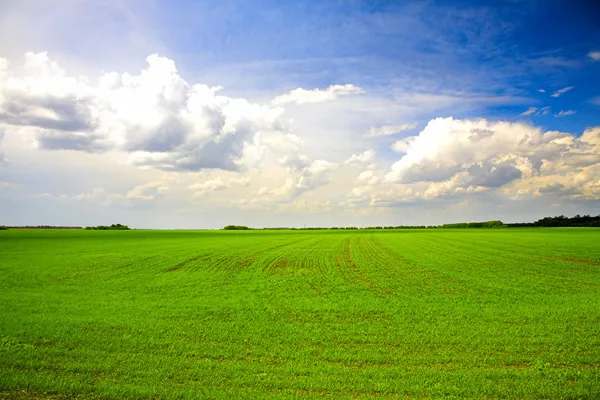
[
  {"x1": 223, "y1": 225, "x2": 251, "y2": 230},
  {"x1": 85, "y1": 224, "x2": 130, "y2": 230}
]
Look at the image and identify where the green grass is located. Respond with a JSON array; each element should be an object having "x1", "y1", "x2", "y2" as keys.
[{"x1": 1, "y1": 228, "x2": 599, "y2": 399}]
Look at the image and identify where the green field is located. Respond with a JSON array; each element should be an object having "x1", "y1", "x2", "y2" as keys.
[{"x1": 1, "y1": 229, "x2": 599, "y2": 399}]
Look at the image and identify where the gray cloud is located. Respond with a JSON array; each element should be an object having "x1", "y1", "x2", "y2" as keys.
[
  {"x1": 466, "y1": 160, "x2": 522, "y2": 188},
  {"x1": 0, "y1": 91, "x2": 96, "y2": 133},
  {"x1": 35, "y1": 130, "x2": 110, "y2": 153},
  {"x1": 123, "y1": 116, "x2": 190, "y2": 153}
]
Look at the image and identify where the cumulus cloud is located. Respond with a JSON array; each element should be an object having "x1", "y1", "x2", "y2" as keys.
[
  {"x1": 258, "y1": 159, "x2": 338, "y2": 200},
  {"x1": 368, "y1": 123, "x2": 417, "y2": 137},
  {"x1": 382, "y1": 118, "x2": 600, "y2": 202},
  {"x1": 391, "y1": 137, "x2": 416, "y2": 153},
  {"x1": 555, "y1": 110, "x2": 576, "y2": 117},
  {"x1": 344, "y1": 149, "x2": 375, "y2": 165},
  {"x1": 537, "y1": 89, "x2": 545, "y2": 93},
  {"x1": 0, "y1": 53, "x2": 297, "y2": 171},
  {"x1": 550, "y1": 86, "x2": 574, "y2": 98},
  {"x1": 588, "y1": 51, "x2": 600, "y2": 61},
  {"x1": 271, "y1": 84, "x2": 364, "y2": 105},
  {"x1": 356, "y1": 170, "x2": 381, "y2": 185}
]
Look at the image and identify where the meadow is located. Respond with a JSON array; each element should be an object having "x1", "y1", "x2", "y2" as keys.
[{"x1": 0, "y1": 228, "x2": 599, "y2": 399}]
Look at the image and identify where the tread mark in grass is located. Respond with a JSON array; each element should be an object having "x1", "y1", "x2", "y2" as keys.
[
  {"x1": 167, "y1": 255, "x2": 202, "y2": 272},
  {"x1": 546, "y1": 256, "x2": 600, "y2": 267}
]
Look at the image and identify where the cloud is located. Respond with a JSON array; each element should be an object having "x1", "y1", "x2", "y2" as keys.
[
  {"x1": 521, "y1": 106, "x2": 551, "y2": 117},
  {"x1": 537, "y1": 89, "x2": 545, "y2": 93},
  {"x1": 368, "y1": 123, "x2": 417, "y2": 137},
  {"x1": 0, "y1": 53, "x2": 298, "y2": 171},
  {"x1": 555, "y1": 110, "x2": 576, "y2": 117},
  {"x1": 356, "y1": 170, "x2": 380, "y2": 185},
  {"x1": 391, "y1": 137, "x2": 416, "y2": 153},
  {"x1": 550, "y1": 86, "x2": 574, "y2": 98},
  {"x1": 344, "y1": 149, "x2": 375, "y2": 165},
  {"x1": 588, "y1": 51, "x2": 600, "y2": 61},
  {"x1": 382, "y1": 118, "x2": 600, "y2": 203},
  {"x1": 37, "y1": 188, "x2": 119, "y2": 206},
  {"x1": 125, "y1": 181, "x2": 169, "y2": 201},
  {"x1": 37, "y1": 181, "x2": 170, "y2": 206},
  {"x1": 0, "y1": 181, "x2": 19, "y2": 190},
  {"x1": 191, "y1": 176, "x2": 249, "y2": 196},
  {"x1": 530, "y1": 57, "x2": 581, "y2": 69},
  {"x1": 0, "y1": 129, "x2": 6, "y2": 167},
  {"x1": 271, "y1": 84, "x2": 364, "y2": 105},
  {"x1": 520, "y1": 107, "x2": 537, "y2": 116},
  {"x1": 257, "y1": 159, "x2": 339, "y2": 200}
]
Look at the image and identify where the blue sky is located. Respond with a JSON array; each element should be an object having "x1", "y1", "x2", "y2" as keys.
[{"x1": 0, "y1": 0, "x2": 599, "y2": 228}]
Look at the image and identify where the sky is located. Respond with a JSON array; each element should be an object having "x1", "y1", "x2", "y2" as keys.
[{"x1": 0, "y1": 0, "x2": 599, "y2": 229}]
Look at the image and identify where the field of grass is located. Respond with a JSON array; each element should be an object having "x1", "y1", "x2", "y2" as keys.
[{"x1": 1, "y1": 228, "x2": 599, "y2": 399}]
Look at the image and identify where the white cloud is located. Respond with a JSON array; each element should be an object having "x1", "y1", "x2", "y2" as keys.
[
  {"x1": 382, "y1": 118, "x2": 600, "y2": 203},
  {"x1": 391, "y1": 137, "x2": 416, "y2": 153},
  {"x1": 256, "y1": 159, "x2": 339, "y2": 201},
  {"x1": 550, "y1": 86, "x2": 574, "y2": 98},
  {"x1": 555, "y1": 110, "x2": 576, "y2": 117},
  {"x1": 271, "y1": 84, "x2": 364, "y2": 105},
  {"x1": 537, "y1": 89, "x2": 545, "y2": 93},
  {"x1": 520, "y1": 106, "x2": 551, "y2": 117},
  {"x1": 344, "y1": 149, "x2": 376, "y2": 165},
  {"x1": 368, "y1": 122, "x2": 417, "y2": 137},
  {"x1": 588, "y1": 51, "x2": 600, "y2": 61},
  {"x1": 520, "y1": 107, "x2": 537, "y2": 116},
  {"x1": 191, "y1": 176, "x2": 249, "y2": 197},
  {"x1": 126, "y1": 181, "x2": 169, "y2": 200},
  {"x1": 0, "y1": 53, "x2": 298, "y2": 171},
  {"x1": 356, "y1": 170, "x2": 380, "y2": 185}
]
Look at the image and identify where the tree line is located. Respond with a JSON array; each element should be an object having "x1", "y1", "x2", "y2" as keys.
[
  {"x1": 84, "y1": 224, "x2": 131, "y2": 230},
  {"x1": 506, "y1": 214, "x2": 600, "y2": 228},
  {"x1": 0, "y1": 225, "x2": 83, "y2": 230},
  {"x1": 222, "y1": 214, "x2": 600, "y2": 230}
]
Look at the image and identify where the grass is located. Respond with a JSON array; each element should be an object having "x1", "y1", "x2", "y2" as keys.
[{"x1": 0, "y1": 228, "x2": 599, "y2": 399}]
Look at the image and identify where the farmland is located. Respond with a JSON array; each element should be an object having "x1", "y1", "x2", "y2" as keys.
[{"x1": 0, "y1": 228, "x2": 599, "y2": 399}]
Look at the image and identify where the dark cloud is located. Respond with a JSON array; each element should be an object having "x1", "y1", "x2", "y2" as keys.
[
  {"x1": 0, "y1": 91, "x2": 96, "y2": 132},
  {"x1": 467, "y1": 160, "x2": 522, "y2": 188},
  {"x1": 124, "y1": 116, "x2": 190, "y2": 152},
  {"x1": 35, "y1": 130, "x2": 109, "y2": 152}
]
